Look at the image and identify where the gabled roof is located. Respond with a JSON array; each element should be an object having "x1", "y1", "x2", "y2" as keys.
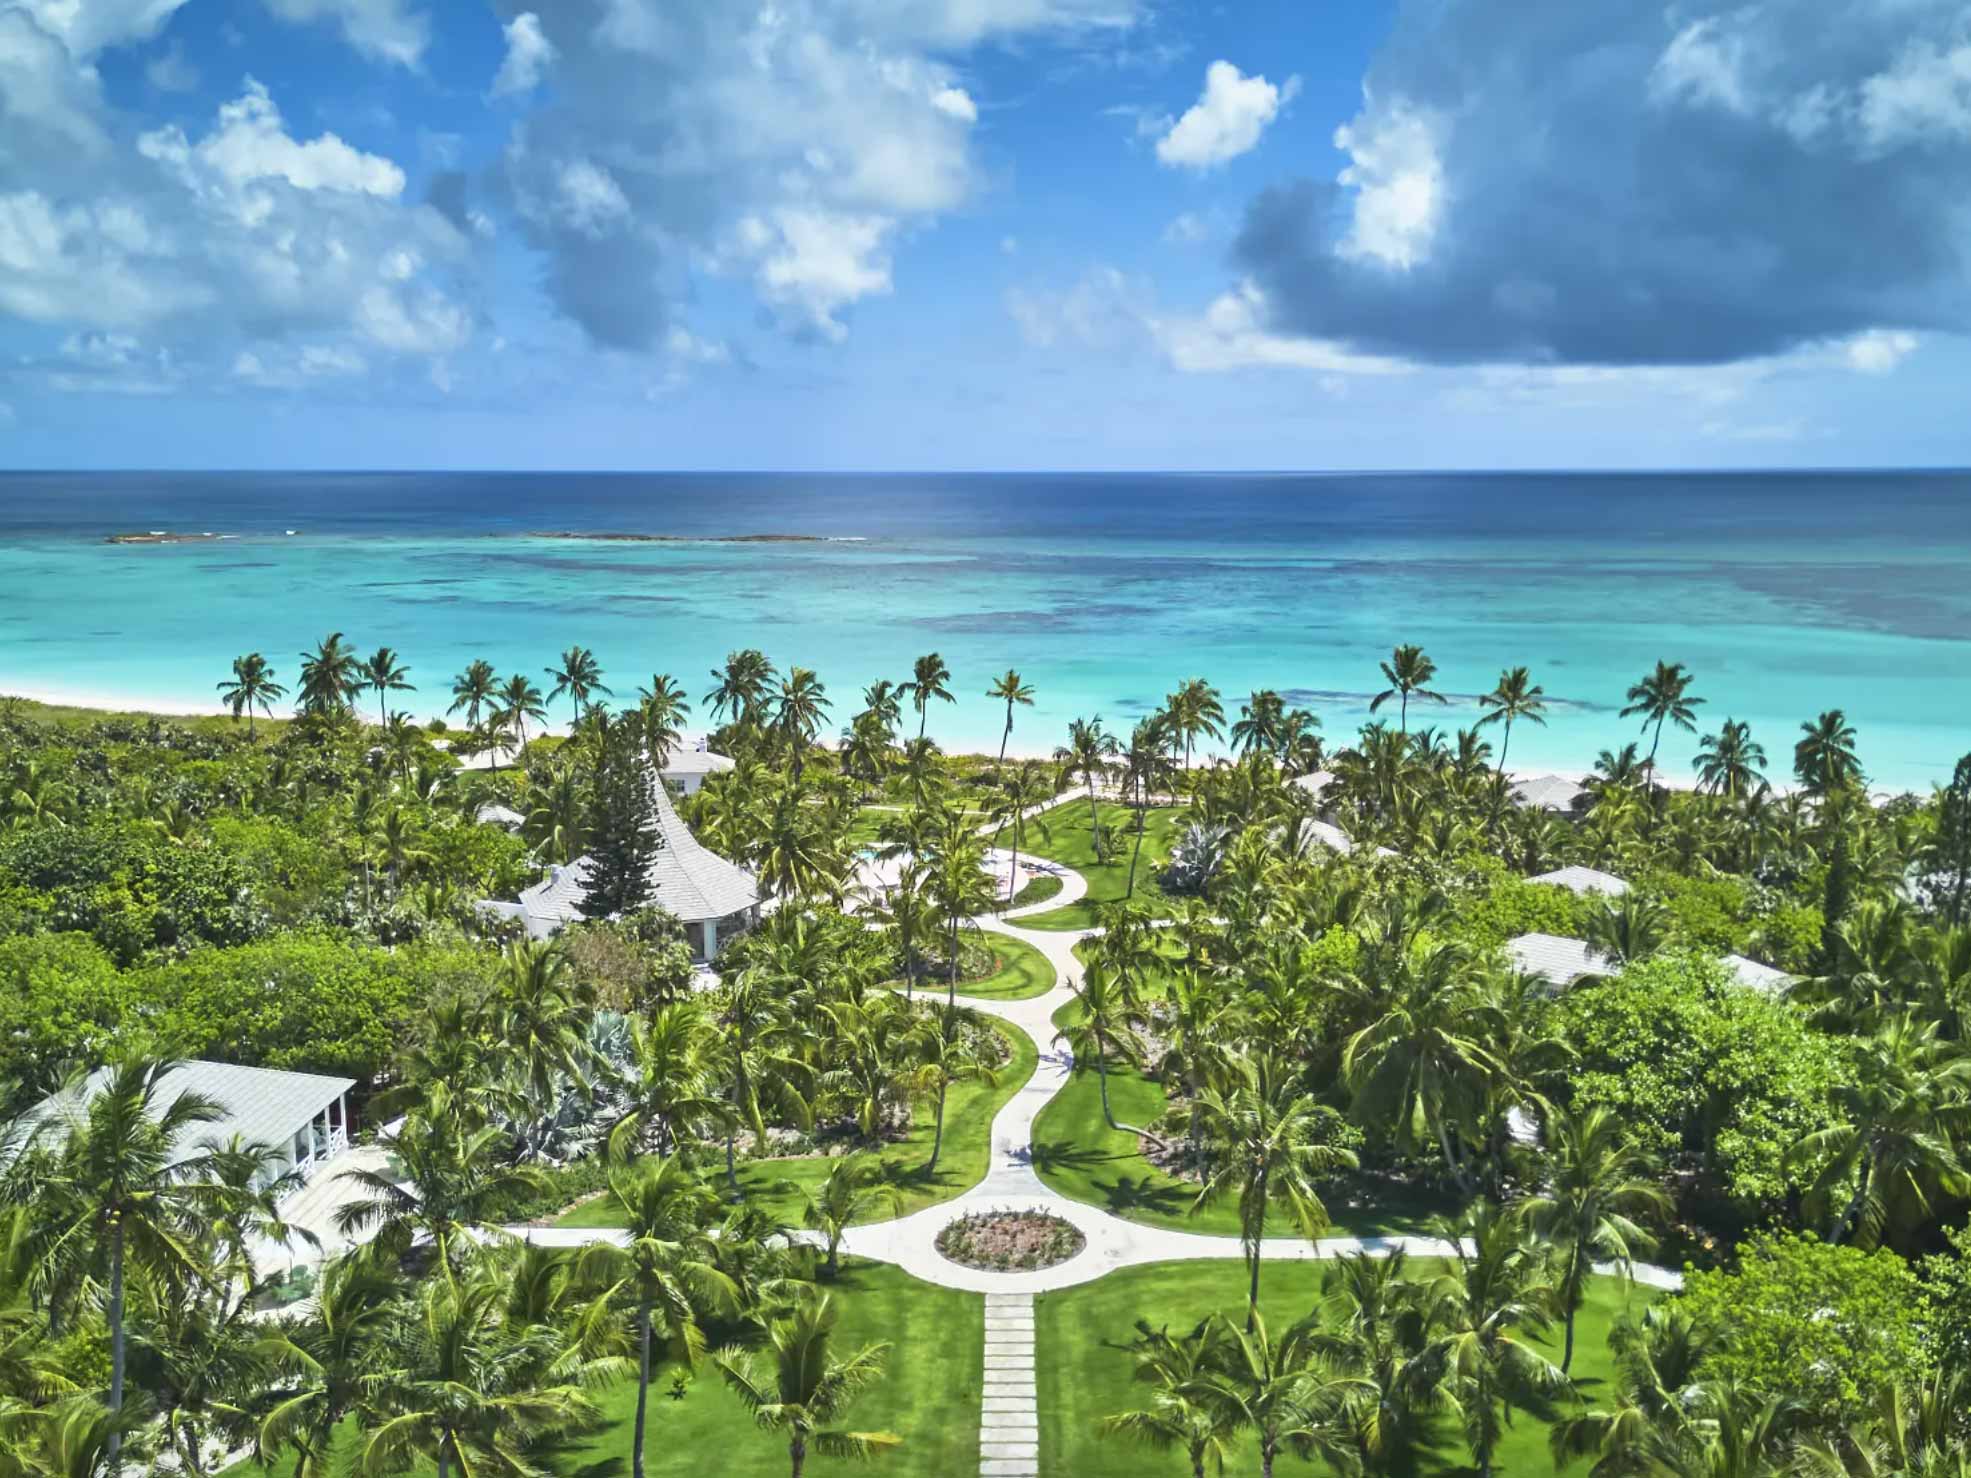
[
  {"x1": 34, "y1": 1061, "x2": 354, "y2": 1154},
  {"x1": 1506, "y1": 933, "x2": 1609, "y2": 988},
  {"x1": 1511, "y1": 774, "x2": 1586, "y2": 811},
  {"x1": 1289, "y1": 769, "x2": 1335, "y2": 797},
  {"x1": 1293, "y1": 816, "x2": 1398, "y2": 860},
  {"x1": 475, "y1": 803, "x2": 523, "y2": 827},
  {"x1": 661, "y1": 746, "x2": 736, "y2": 777},
  {"x1": 1724, "y1": 953, "x2": 1794, "y2": 995},
  {"x1": 1529, "y1": 865, "x2": 1630, "y2": 898}
]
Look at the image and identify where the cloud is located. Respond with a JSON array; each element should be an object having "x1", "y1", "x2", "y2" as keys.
[
  {"x1": 141, "y1": 79, "x2": 405, "y2": 198},
  {"x1": 1006, "y1": 265, "x2": 1148, "y2": 350},
  {"x1": 1231, "y1": 0, "x2": 1970, "y2": 367},
  {"x1": 491, "y1": 12, "x2": 554, "y2": 98},
  {"x1": 145, "y1": 40, "x2": 199, "y2": 93},
  {"x1": 1155, "y1": 60, "x2": 1298, "y2": 170},
  {"x1": 495, "y1": 0, "x2": 1142, "y2": 351},
  {"x1": 1163, "y1": 210, "x2": 1208, "y2": 244},
  {"x1": 258, "y1": 0, "x2": 429, "y2": 66},
  {"x1": 12, "y1": 0, "x2": 188, "y2": 58},
  {"x1": 1152, "y1": 282, "x2": 1409, "y2": 374},
  {"x1": 1845, "y1": 328, "x2": 1919, "y2": 373}
]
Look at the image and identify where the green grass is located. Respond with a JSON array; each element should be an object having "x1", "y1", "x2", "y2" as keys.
[
  {"x1": 559, "y1": 1018, "x2": 1039, "y2": 1230},
  {"x1": 1036, "y1": 1260, "x2": 1659, "y2": 1478},
  {"x1": 1017, "y1": 803, "x2": 1185, "y2": 930},
  {"x1": 950, "y1": 931, "x2": 1057, "y2": 1000},
  {"x1": 1004, "y1": 871, "x2": 1064, "y2": 910},
  {"x1": 847, "y1": 804, "x2": 988, "y2": 847},
  {"x1": 224, "y1": 1260, "x2": 981, "y2": 1478}
]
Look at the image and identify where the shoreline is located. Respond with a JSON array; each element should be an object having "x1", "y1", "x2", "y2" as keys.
[{"x1": 1, "y1": 678, "x2": 1905, "y2": 797}]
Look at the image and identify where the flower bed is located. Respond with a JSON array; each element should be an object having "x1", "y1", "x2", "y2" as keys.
[{"x1": 935, "y1": 1210, "x2": 1086, "y2": 1272}]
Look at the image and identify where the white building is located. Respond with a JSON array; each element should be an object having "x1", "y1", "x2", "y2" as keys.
[
  {"x1": 1529, "y1": 865, "x2": 1630, "y2": 898},
  {"x1": 1506, "y1": 932, "x2": 1611, "y2": 989},
  {"x1": 32, "y1": 1060, "x2": 356, "y2": 1192},
  {"x1": 1724, "y1": 953, "x2": 1795, "y2": 995},
  {"x1": 1511, "y1": 774, "x2": 1587, "y2": 812},
  {"x1": 660, "y1": 745, "x2": 736, "y2": 796},
  {"x1": 479, "y1": 779, "x2": 760, "y2": 960}
]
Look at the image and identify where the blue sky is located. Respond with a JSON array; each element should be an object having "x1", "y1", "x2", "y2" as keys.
[{"x1": 2, "y1": 0, "x2": 1967, "y2": 470}]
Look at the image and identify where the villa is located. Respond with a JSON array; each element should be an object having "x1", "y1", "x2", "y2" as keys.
[
  {"x1": 478, "y1": 779, "x2": 759, "y2": 960},
  {"x1": 1507, "y1": 932, "x2": 1611, "y2": 988},
  {"x1": 1529, "y1": 865, "x2": 1630, "y2": 897},
  {"x1": 660, "y1": 743, "x2": 736, "y2": 796},
  {"x1": 1511, "y1": 774, "x2": 1587, "y2": 813},
  {"x1": 31, "y1": 1060, "x2": 356, "y2": 1193}
]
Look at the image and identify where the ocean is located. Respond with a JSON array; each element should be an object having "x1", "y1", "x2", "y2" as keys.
[{"x1": 1, "y1": 469, "x2": 1967, "y2": 789}]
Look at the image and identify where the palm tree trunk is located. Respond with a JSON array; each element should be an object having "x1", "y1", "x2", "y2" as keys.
[
  {"x1": 1432, "y1": 1112, "x2": 1475, "y2": 1196},
  {"x1": 1830, "y1": 1158, "x2": 1872, "y2": 1245},
  {"x1": 929, "y1": 1078, "x2": 948, "y2": 1171},
  {"x1": 1126, "y1": 802, "x2": 1148, "y2": 898},
  {"x1": 947, "y1": 911, "x2": 960, "y2": 1012},
  {"x1": 1097, "y1": 1055, "x2": 1119, "y2": 1132},
  {"x1": 107, "y1": 1221, "x2": 126, "y2": 1471},
  {"x1": 725, "y1": 1126, "x2": 739, "y2": 1192},
  {"x1": 999, "y1": 708, "x2": 1011, "y2": 768},
  {"x1": 790, "y1": 1437, "x2": 806, "y2": 1478},
  {"x1": 1401, "y1": 689, "x2": 1409, "y2": 734},
  {"x1": 633, "y1": 1300, "x2": 652, "y2": 1478},
  {"x1": 1086, "y1": 779, "x2": 1102, "y2": 862},
  {"x1": 1004, "y1": 832, "x2": 1021, "y2": 915},
  {"x1": 1246, "y1": 1250, "x2": 1262, "y2": 1333}
]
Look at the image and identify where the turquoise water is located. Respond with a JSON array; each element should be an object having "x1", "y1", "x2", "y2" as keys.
[{"x1": 1, "y1": 470, "x2": 1967, "y2": 788}]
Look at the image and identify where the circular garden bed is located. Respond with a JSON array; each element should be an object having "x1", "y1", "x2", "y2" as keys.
[{"x1": 935, "y1": 1210, "x2": 1086, "y2": 1272}]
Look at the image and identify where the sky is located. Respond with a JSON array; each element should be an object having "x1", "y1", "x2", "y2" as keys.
[{"x1": 1, "y1": 0, "x2": 1968, "y2": 471}]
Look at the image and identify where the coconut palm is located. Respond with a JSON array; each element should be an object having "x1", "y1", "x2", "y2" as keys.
[
  {"x1": 704, "y1": 649, "x2": 778, "y2": 732},
  {"x1": 985, "y1": 669, "x2": 1035, "y2": 768},
  {"x1": 1056, "y1": 715, "x2": 1120, "y2": 861},
  {"x1": 1619, "y1": 661, "x2": 1703, "y2": 788},
  {"x1": 1475, "y1": 666, "x2": 1547, "y2": 779},
  {"x1": 1515, "y1": 1106, "x2": 1668, "y2": 1372},
  {"x1": 296, "y1": 632, "x2": 361, "y2": 715},
  {"x1": 1183, "y1": 1052, "x2": 1359, "y2": 1329},
  {"x1": 1231, "y1": 689, "x2": 1287, "y2": 758},
  {"x1": 1795, "y1": 708, "x2": 1863, "y2": 796},
  {"x1": 495, "y1": 673, "x2": 547, "y2": 758},
  {"x1": 713, "y1": 1293, "x2": 901, "y2": 1478},
  {"x1": 575, "y1": 1160, "x2": 736, "y2": 1478},
  {"x1": 791, "y1": 1153, "x2": 902, "y2": 1280},
  {"x1": 1694, "y1": 719, "x2": 1767, "y2": 799},
  {"x1": 773, "y1": 667, "x2": 831, "y2": 777},
  {"x1": 907, "y1": 1010, "x2": 999, "y2": 1173},
  {"x1": 546, "y1": 645, "x2": 610, "y2": 725},
  {"x1": 40, "y1": 1059, "x2": 227, "y2": 1472},
  {"x1": 1202, "y1": 1310, "x2": 1359, "y2": 1478},
  {"x1": 1581, "y1": 893, "x2": 1672, "y2": 968},
  {"x1": 1373, "y1": 645, "x2": 1448, "y2": 735},
  {"x1": 1166, "y1": 677, "x2": 1226, "y2": 772},
  {"x1": 256, "y1": 1257, "x2": 401, "y2": 1478},
  {"x1": 1546, "y1": 1304, "x2": 1720, "y2": 1478},
  {"x1": 987, "y1": 760, "x2": 1055, "y2": 907},
  {"x1": 636, "y1": 674, "x2": 691, "y2": 766},
  {"x1": 358, "y1": 647, "x2": 414, "y2": 730},
  {"x1": 1056, "y1": 962, "x2": 1149, "y2": 1135},
  {"x1": 1121, "y1": 714, "x2": 1178, "y2": 897},
  {"x1": 607, "y1": 1002, "x2": 731, "y2": 1160},
  {"x1": 899, "y1": 652, "x2": 955, "y2": 741},
  {"x1": 447, "y1": 659, "x2": 498, "y2": 730},
  {"x1": 216, "y1": 653, "x2": 286, "y2": 737},
  {"x1": 1100, "y1": 1390, "x2": 1237, "y2": 1478}
]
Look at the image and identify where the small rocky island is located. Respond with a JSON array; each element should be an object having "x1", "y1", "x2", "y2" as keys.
[
  {"x1": 105, "y1": 531, "x2": 225, "y2": 545},
  {"x1": 525, "y1": 531, "x2": 833, "y2": 543}
]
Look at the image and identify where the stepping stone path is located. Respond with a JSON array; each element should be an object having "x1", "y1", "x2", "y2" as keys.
[{"x1": 979, "y1": 1293, "x2": 1039, "y2": 1477}]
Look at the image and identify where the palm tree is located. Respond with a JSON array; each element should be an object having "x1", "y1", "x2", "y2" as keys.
[
  {"x1": 1788, "y1": 1012, "x2": 1971, "y2": 1245},
  {"x1": 986, "y1": 760, "x2": 1055, "y2": 906},
  {"x1": 1230, "y1": 689, "x2": 1286, "y2": 757},
  {"x1": 1121, "y1": 715, "x2": 1178, "y2": 897},
  {"x1": 257, "y1": 1257, "x2": 401, "y2": 1478},
  {"x1": 576, "y1": 1160, "x2": 736, "y2": 1478},
  {"x1": 908, "y1": 1010, "x2": 998, "y2": 1173},
  {"x1": 1547, "y1": 1304, "x2": 1720, "y2": 1478},
  {"x1": 1694, "y1": 718, "x2": 1767, "y2": 799},
  {"x1": 985, "y1": 669, "x2": 1035, "y2": 768},
  {"x1": 546, "y1": 645, "x2": 610, "y2": 725},
  {"x1": 1795, "y1": 708, "x2": 1863, "y2": 796},
  {"x1": 1581, "y1": 893, "x2": 1672, "y2": 968},
  {"x1": 773, "y1": 667, "x2": 831, "y2": 777},
  {"x1": 899, "y1": 652, "x2": 955, "y2": 741},
  {"x1": 358, "y1": 647, "x2": 414, "y2": 729},
  {"x1": 447, "y1": 659, "x2": 498, "y2": 730},
  {"x1": 1475, "y1": 666, "x2": 1547, "y2": 781},
  {"x1": 704, "y1": 649, "x2": 778, "y2": 731},
  {"x1": 1165, "y1": 677, "x2": 1226, "y2": 771},
  {"x1": 42, "y1": 1059, "x2": 227, "y2": 1472},
  {"x1": 1516, "y1": 1105, "x2": 1668, "y2": 1372},
  {"x1": 637, "y1": 674, "x2": 691, "y2": 766},
  {"x1": 1372, "y1": 644, "x2": 1448, "y2": 735},
  {"x1": 1203, "y1": 1310, "x2": 1358, "y2": 1478},
  {"x1": 791, "y1": 1153, "x2": 902, "y2": 1279},
  {"x1": 334, "y1": 1109, "x2": 545, "y2": 1278},
  {"x1": 860, "y1": 678, "x2": 902, "y2": 732},
  {"x1": 1619, "y1": 661, "x2": 1703, "y2": 788},
  {"x1": 713, "y1": 1293, "x2": 901, "y2": 1478},
  {"x1": 216, "y1": 653, "x2": 286, "y2": 737},
  {"x1": 1055, "y1": 715, "x2": 1119, "y2": 862},
  {"x1": 296, "y1": 632, "x2": 360, "y2": 715},
  {"x1": 1184, "y1": 1052, "x2": 1359, "y2": 1329},
  {"x1": 1426, "y1": 1202, "x2": 1570, "y2": 1478},
  {"x1": 494, "y1": 673, "x2": 547, "y2": 759},
  {"x1": 1055, "y1": 963, "x2": 1147, "y2": 1136},
  {"x1": 1101, "y1": 1319, "x2": 1238, "y2": 1478}
]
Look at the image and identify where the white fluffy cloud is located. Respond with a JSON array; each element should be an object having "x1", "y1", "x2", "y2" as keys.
[
  {"x1": 140, "y1": 80, "x2": 405, "y2": 198},
  {"x1": 1155, "y1": 60, "x2": 1298, "y2": 170},
  {"x1": 1844, "y1": 328, "x2": 1919, "y2": 373},
  {"x1": 491, "y1": 12, "x2": 554, "y2": 99},
  {"x1": 1153, "y1": 282, "x2": 1408, "y2": 374},
  {"x1": 1333, "y1": 100, "x2": 1443, "y2": 270},
  {"x1": 257, "y1": 0, "x2": 428, "y2": 67},
  {"x1": 741, "y1": 209, "x2": 896, "y2": 340}
]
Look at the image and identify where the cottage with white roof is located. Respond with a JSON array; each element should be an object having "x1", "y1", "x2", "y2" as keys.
[{"x1": 1529, "y1": 865, "x2": 1630, "y2": 898}]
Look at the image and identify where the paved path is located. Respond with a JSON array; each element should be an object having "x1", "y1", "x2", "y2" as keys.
[{"x1": 979, "y1": 1294, "x2": 1039, "y2": 1477}]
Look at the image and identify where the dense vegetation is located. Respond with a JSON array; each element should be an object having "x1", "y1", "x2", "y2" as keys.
[{"x1": 0, "y1": 636, "x2": 1968, "y2": 1478}]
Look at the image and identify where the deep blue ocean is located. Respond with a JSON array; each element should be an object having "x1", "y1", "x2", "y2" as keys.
[{"x1": 1, "y1": 469, "x2": 1966, "y2": 787}]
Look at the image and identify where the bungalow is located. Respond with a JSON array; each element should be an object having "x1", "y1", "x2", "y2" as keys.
[
  {"x1": 1528, "y1": 865, "x2": 1630, "y2": 898},
  {"x1": 1511, "y1": 774, "x2": 1587, "y2": 813},
  {"x1": 1506, "y1": 932, "x2": 1610, "y2": 989},
  {"x1": 32, "y1": 1060, "x2": 356, "y2": 1193},
  {"x1": 478, "y1": 779, "x2": 759, "y2": 960},
  {"x1": 660, "y1": 744, "x2": 736, "y2": 796},
  {"x1": 1724, "y1": 953, "x2": 1795, "y2": 995}
]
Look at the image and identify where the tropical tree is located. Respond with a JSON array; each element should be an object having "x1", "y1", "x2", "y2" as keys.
[
  {"x1": 495, "y1": 673, "x2": 547, "y2": 759},
  {"x1": 1546, "y1": 1304, "x2": 1720, "y2": 1478},
  {"x1": 1183, "y1": 1052, "x2": 1359, "y2": 1328},
  {"x1": 1515, "y1": 1105, "x2": 1668, "y2": 1372},
  {"x1": 637, "y1": 674, "x2": 691, "y2": 766},
  {"x1": 1231, "y1": 690, "x2": 1287, "y2": 758},
  {"x1": 447, "y1": 659, "x2": 498, "y2": 730},
  {"x1": 1203, "y1": 1310, "x2": 1358, "y2": 1478},
  {"x1": 359, "y1": 647, "x2": 415, "y2": 729},
  {"x1": 1796, "y1": 709, "x2": 1863, "y2": 796},
  {"x1": 985, "y1": 669, "x2": 1035, "y2": 768},
  {"x1": 1619, "y1": 661, "x2": 1703, "y2": 788},
  {"x1": 987, "y1": 760, "x2": 1055, "y2": 907},
  {"x1": 1373, "y1": 645, "x2": 1448, "y2": 735},
  {"x1": 773, "y1": 667, "x2": 831, "y2": 778},
  {"x1": 296, "y1": 632, "x2": 361, "y2": 715},
  {"x1": 546, "y1": 645, "x2": 611, "y2": 725},
  {"x1": 1056, "y1": 715, "x2": 1119, "y2": 861},
  {"x1": 257, "y1": 1257, "x2": 402, "y2": 1478},
  {"x1": 908, "y1": 1009, "x2": 999, "y2": 1173},
  {"x1": 1166, "y1": 677, "x2": 1226, "y2": 772},
  {"x1": 1121, "y1": 714, "x2": 1178, "y2": 897},
  {"x1": 217, "y1": 653, "x2": 286, "y2": 737},
  {"x1": 1694, "y1": 718, "x2": 1768, "y2": 799},
  {"x1": 1582, "y1": 893, "x2": 1672, "y2": 968},
  {"x1": 713, "y1": 1293, "x2": 901, "y2": 1478},
  {"x1": 791, "y1": 1153, "x2": 902, "y2": 1280},
  {"x1": 1476, "y1": 666, "x2": 1548, "y2": 780},
  {"x1": 899, "y1": 652, "x2": 955, "y2": 741},
  {"x1": 1055, "y1": 963, "x2": 1147, "y2": 1136}
]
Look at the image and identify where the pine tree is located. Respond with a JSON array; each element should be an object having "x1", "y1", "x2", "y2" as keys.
[{"x1": 580, "y1": 716, "x2": 659, "y2": 919}]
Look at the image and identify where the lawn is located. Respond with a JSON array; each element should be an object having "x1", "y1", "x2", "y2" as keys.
[
  {"x1": 1031, "y1": 1009, "x2": 1452, "y2": 1241},
  {"x1": 847, "y1": 804, "x2": 988, "y2": 847},
  {"x1": 1035, "y1": 1260, "x2": 1659, "y2": 1478},
  {"x1": 559, "y1": 1017, "x2": 1038, "y2": 1230},
  {"x1": 1004, "y1": 871, "x2": 1063, "y2": 911},
  {"x1": 1016, "y1": 802, "x2": 1186, "y2": 930},
  {"x1": 951, "y1": 931, "x2": 1057, "y2": 1001},
  {"x1": 224, "y1": 1260, "x2": 982, "y2": 1478}
]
